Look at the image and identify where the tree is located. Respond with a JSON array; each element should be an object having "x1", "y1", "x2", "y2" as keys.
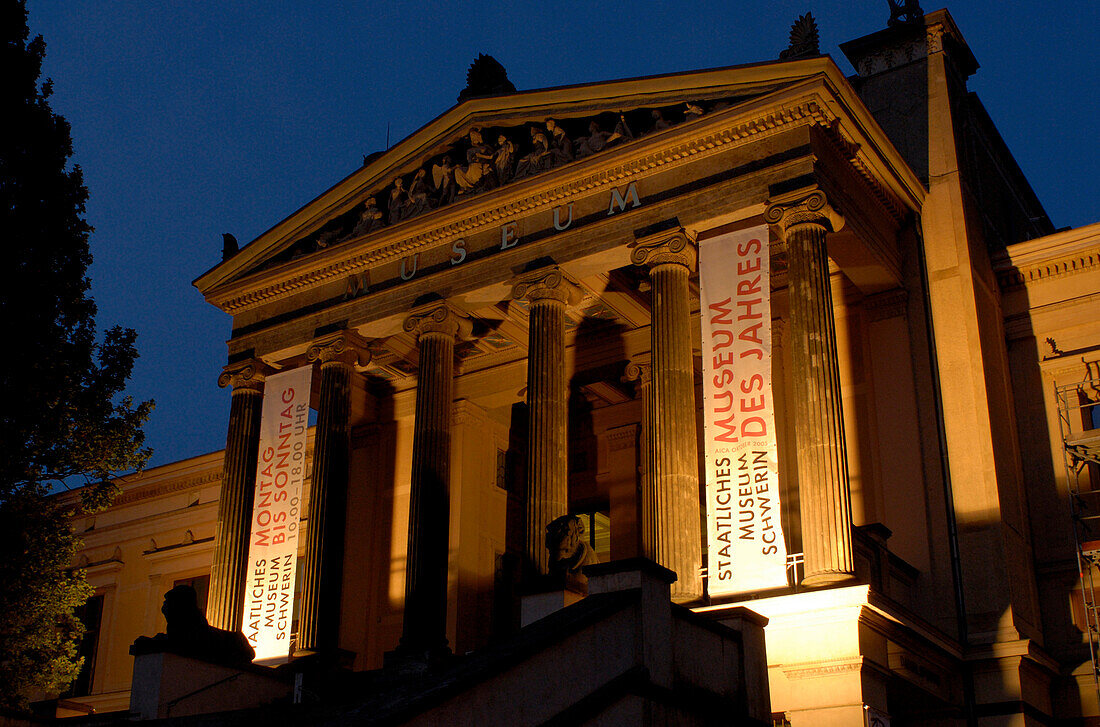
[{"x1": 0, "y1": 0, "x2": 153, "y2": 708}]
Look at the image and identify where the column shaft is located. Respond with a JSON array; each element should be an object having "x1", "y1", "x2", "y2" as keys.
[
  {"x1": 399, "y1": 306, "x2": 463, "y2": 658},
  {"x1": 648, "y1": 260, "x2": 703, "y2": 601},
  {"x1": 624, "y1": 361, "x2": 654, "y2": 558},
  {"x1": 525, "y1": 296, "x2": 568, "y2": 576},
  {"x1": 297, "y1": 358, "x2": 352, "y2": 654},
  {"x1": 786, "y1": 220, "x2": 854, "y2": 584},
  {"x1": 207, "y1": 380, "x2": 263, "y2": 631}
]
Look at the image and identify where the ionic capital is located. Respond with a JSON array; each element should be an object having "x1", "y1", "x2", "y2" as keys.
[
  {"x1": 622, "y1": 358, "x2": 652, "y2": 388},
  {"x1": 511, "y1": 266, "x2": 583, "y2": 306},
  {"x1": 402, "y1": 301, "x2": 473, "y2": 341},
  {"x1": 217, "y1": 359, "x2": 270, "y2": 392},
  {"x1": 764, "y1": 190, "x2": 845, "y2": 238},
  {"x1": 630, "y1": 227, "x2": 697, "y2": 271},
  {"x1": 306, "y1": 331, "x2": 372, "y2": 368}
]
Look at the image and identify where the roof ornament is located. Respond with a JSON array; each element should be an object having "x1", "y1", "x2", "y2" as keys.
[
  {"x1": 779, "y1": 13, "x2": 820, "y2": 60},
  {"x1": 221, "y1": 233, "x2": 238, "y2": 261},
  {"x1": 457, "y1": 53, "x2": 516, "y2": 102},
  {"x1": 887, "y1": 0, "x2": 924, "y2": 27}
]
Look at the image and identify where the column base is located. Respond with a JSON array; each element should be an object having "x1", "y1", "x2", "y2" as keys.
[
  {"x1": 383, "y1": 643, "x2": 453, "y2": 675},
  {"x1": 290, "y1": 647, "x2": 356, "y2": 670},
  {"x1": 801, "y1": 571, "x2": 858, "y2": 588}
]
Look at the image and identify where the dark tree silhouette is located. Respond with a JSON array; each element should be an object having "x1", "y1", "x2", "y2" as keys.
[{"x1": 0, "y1": 0, "x2": 153, "y2": 707}]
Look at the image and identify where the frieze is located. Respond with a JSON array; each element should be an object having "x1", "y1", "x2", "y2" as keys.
[{"x1": 214, "y1": 98, "x2": 836, "y2": 314}]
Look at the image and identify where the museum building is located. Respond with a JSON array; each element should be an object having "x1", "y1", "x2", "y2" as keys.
[{"x1": 46, "y1": 7, "x2": 1100, "y2": 725}]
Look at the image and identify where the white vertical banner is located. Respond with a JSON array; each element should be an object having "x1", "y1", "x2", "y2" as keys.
[
  {"x1": 241, "y1": 365, "x2": 312, "y2": 663},
  {"x1": 699, "y1": 225, "x2": 787, "y2": 596}
]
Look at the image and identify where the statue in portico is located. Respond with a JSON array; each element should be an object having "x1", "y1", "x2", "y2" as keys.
[
  {"x1": 546, "y1": 514, "x2": 600, "y2": 586},
  {"x1": 130, "y1": 585, "x2": 255, "y2": 668}
]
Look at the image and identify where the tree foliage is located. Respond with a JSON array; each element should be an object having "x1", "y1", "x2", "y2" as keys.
[{"x1": 0, "y1": 0, "x2": 153, "y2": 707}]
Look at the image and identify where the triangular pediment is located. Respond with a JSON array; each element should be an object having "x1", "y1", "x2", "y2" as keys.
[{"x1": 194, "y1": 57, "x2": 854, "y2": 298}]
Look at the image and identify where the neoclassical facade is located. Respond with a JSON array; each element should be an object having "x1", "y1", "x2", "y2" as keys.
[{"x1": 54, "y1": 9, "x2": 1100, "y2": 726}]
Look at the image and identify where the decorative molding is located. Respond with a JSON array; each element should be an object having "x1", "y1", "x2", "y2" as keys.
[
  {"x1": 113, "y1": 469, "x2": 222, "y2": 507},
  {"x1": 630, "y1": 227, "x2": 697, "y2": 270},
  {"x1": 452, "y1": 399, "x2": 488, "y2": 427},
  {"x1": 622, "y1": 358, "x2": 652, "y2": 390},
  {"x1": 764, "y1": 190, "x2": 845, "y2": 237},
  {"x1": 511, "y1": 266, "x2": 583, "y2": 306},
  {"x1": 606, "y1": 424, "x2": 638, "y2": 453},
  {"x1": 995, "y1": 249, "x2": 1100, "y2": 291},
  {"x1": 782, "y1": 657, "x2": 864, "y2": 680},
  {"x1": 403, "y1": 301, "x2": 473, "y2": 340},
  {"x1": 864, "y1": 289, "x2": 909, "y2": 322},
  {"x1": 306, "y1": 330, "x2": 372, "y2": 368},
  {"x1": 217, "y1": 358, "x2": 269, "y2": 391}
]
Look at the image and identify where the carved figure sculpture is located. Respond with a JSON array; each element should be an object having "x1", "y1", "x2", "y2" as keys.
[
  {"x1": 407, "y1": 169, "x2": 433, "y2": 216},
  {"x1": 351, "y1": 197, "x2": 383, "y2": 237},
  {"x1": 315, "y1": 229, "x2": 339, "y2": 249},
  {"x1": 432, "y1": 156, "x2": 457, "y2": 206},
  {"x1": 613, "y1": 113, "x2": 634, "y2": 141},
  {"x1": 546, "y1": 514, "x2": 600, "y2": 582},
  {"x1": 494, "y1": 134, "x2": 516, "y2": 185},
  {"x1": 545, "y1": 119, "x2": 573, "y2": 166},
  {"x1": 515, "y1": 127, "x2": 551, "y2": 179},
  {"x1": 388, "y1": 176, "x2": 409, "y2": 224},
  {"x1": 575, "y1": 119, "x2": 626, "y2": 158},
  {"x1": 454, "y1": 128, "x2": 495, "y2": 193},
  {"x1": 684, "y1": 102, "x2": 704, "y2": 118},
  {"x1": 131, "y1": 585, "x2": 255, "y2": 667},
  {"x1": 650, "y1": 109, "x2": 669, "y2": 132}
]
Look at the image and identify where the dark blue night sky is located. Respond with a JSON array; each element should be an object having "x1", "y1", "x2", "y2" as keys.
[{"x1": 26, "y1": 1, "x2": 1100, "y2": 468}]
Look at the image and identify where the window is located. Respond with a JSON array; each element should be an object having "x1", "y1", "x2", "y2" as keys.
[
  {"x1": 66, "y1": 594, "x2": 104, "y2": 698},
  {"x1": 173, "y1": 574, "x2": 210, "y2": 615},
  {"x1": 575, "y1": 511, "x2": 611, "y2": 562}
]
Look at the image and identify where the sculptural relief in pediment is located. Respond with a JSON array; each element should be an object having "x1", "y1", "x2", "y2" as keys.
[{"x1": 261, "y1": 94, "x2": 759, "y2": 270}]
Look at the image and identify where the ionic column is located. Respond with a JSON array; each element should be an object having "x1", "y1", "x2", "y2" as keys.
[
  {"x1": 207, "y1": 360, "x2": 267, "y2": 631},
  {"x1": 764, "y1": 190, "x2": 854, "y2": 585},
  {"x1": 631, "y1": 228, "x2": 702, "y2": 602},
  {"x1": 398, "y1": 303, "x2": 470, "y2": 660},
  {"x1": 512, "y1": 268, "x2": 581, "y2": 577},
  {"x1": 296, "y1": 333, "x2": 368, "y2": 655}
]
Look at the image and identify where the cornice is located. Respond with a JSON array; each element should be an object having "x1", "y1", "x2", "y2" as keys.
[
  {"x1": 112, "y1": 468, "x2": 222, "y2": 507},
  {"x1": 993, "y1": 222, "x2": 1100, "y2": 291}
]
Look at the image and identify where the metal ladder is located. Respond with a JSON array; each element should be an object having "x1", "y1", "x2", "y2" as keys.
[{"x1": 1055, "y1": 376, "x2": 1100, "y2": 699}]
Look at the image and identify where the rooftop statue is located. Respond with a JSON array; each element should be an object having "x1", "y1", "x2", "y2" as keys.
[{"x1": 887, "y1": 0, "x2": 924, "y2": 26}]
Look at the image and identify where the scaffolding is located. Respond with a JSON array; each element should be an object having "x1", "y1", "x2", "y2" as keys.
[{"x1": 1056, "y1": 375, "x2": 1100, "y2": 698}]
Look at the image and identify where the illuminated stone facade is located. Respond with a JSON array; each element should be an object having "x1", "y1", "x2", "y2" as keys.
[{"x1": 53, "y1": 9, "x2": 1100, "y2": 726}]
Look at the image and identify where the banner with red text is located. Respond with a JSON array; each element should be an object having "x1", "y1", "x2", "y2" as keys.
[
  {"x1": 699, "y1": 225, "x2": 787, "y2": 596},
  {"x1": 241, "y1": 365, "x2": 311, "y2": 663}
]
